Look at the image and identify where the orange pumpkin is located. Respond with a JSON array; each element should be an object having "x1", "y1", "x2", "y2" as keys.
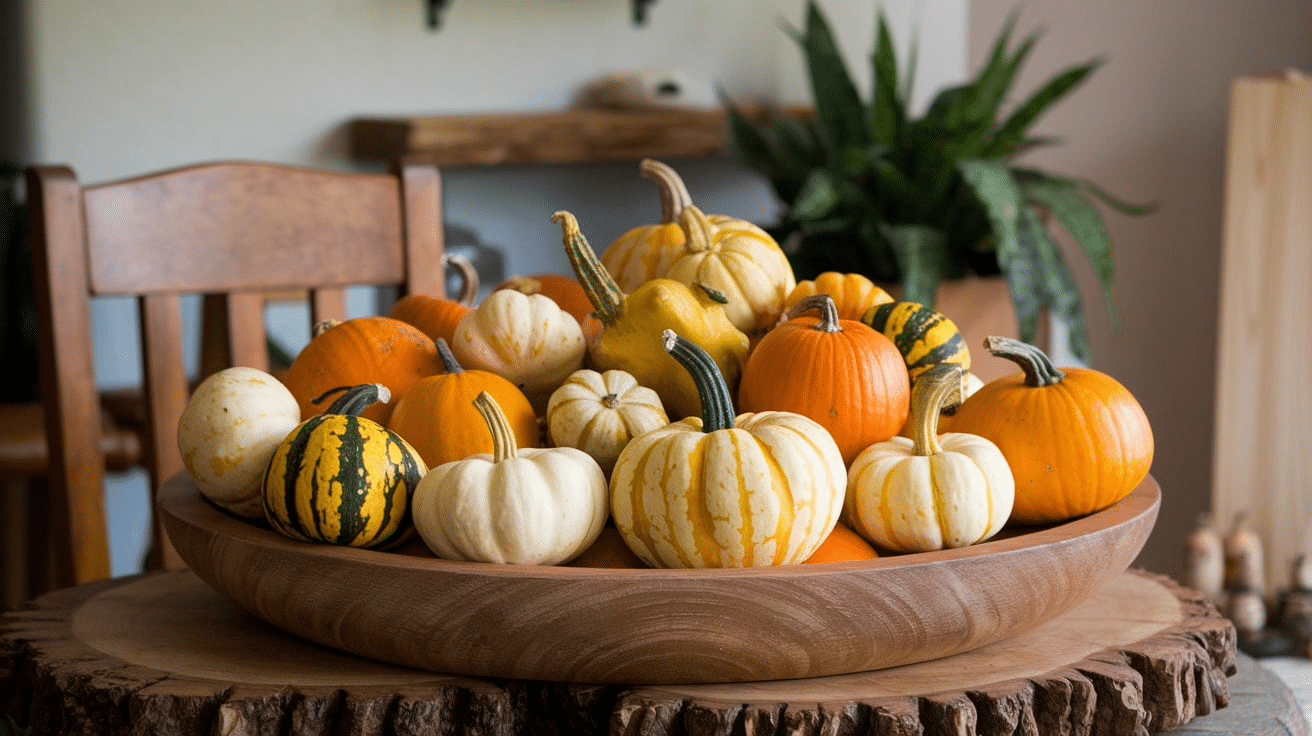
[
  {"x1": 386, "y1": 337, "x2": 539, "y2": 468},
  {"x1": 738, "y1": 294, "x2": 910, "y2": 465},
  {"x1": 802, "y1": 523, "x2": 879, "y2": 564},
  {"x1": 785, "y1": 272, "x2": 894, "y2": 322},
  {"x1": 495, "y1": 273, "x2": 602, "y2": 344},
  {"x1": 282, "y1": 316, "x2": 441, "y2": 425},
  {"x1": 948, "y1": 336, "x2": 1154, "y2": 524},
  {"x1": 386, "y1": 252, "x2": 480, "y2": 345}
]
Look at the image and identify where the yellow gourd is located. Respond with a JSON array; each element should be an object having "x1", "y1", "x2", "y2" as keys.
[{"x1": 553, "y1": 210, "x2": 749, "y2": 420}]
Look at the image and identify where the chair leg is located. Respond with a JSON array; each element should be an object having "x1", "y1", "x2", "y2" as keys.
[{"x1": 1, "y1": 476, "x2": 28, "y2": 609}]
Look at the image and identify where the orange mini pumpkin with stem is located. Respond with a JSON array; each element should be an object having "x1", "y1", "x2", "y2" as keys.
[
  {"x1": 386, "y1": 253, "x2": 480, "y2": 346},
  {"x1": 386, "y1": 337, "x2": 539, "y2": 469},
  {"x1": 948, "y1": 336, "x2": 1154, "y2": 524},
  {"x1": 282, "y1": 316, "x2": 441, "y2": 425},
  {"x1": 785, "y1": 271, "x2": 894, "y2": 323},
  {"x1": 738, "y1": 294, "x2": 910, "y2": 465}
]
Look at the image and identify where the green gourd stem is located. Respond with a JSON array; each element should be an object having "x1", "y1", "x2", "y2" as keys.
[
  {"x1": 909, "y1": 364, "x2": 965, "y2": 457},
  {"x1": 435, "y1": 337, "x2": 464, "y2": 374},
  {"x1": 660, "y1": 329, "x2": 735, "y2": 433},
  {"x1": 473, "y1": 390, "x2": 518, "y2": 463},
  {"x1": 640, "y1": 158, "x2": 695, "y2": 223},
  {"x1": 983, "y1": 335, "x2": 1065, "y2": 387},
  {"x1": 787, "y1": 294, "x2": 843, "y2": 333},
  {"x1": 311, "y1": 383, "x2": 391, "y2": 417},
  {"x1": 553, "y1": 210, "x2": 625, "y2": 327},
  {"x1": 678, "y1": 205, "x2": 717, "y2": 255}
]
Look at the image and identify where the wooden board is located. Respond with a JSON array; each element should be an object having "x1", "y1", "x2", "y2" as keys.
[
  {"x1": 349, "y1": 105, "x2": 811, "y2": 167},
  {"x1": 157, "y1": 473, "x2": 1161, "y2": 684},
  {"x1": 1213, "y1": 72, "x2": 1312, "y2": 596},
  {"x1": 0, "y1": 569, "x2": 1250, "y2": 735}
]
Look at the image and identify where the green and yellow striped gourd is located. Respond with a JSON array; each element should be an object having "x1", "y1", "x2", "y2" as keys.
[
  {"x1": 263, "y1": 383, "x2": 427, "y2": 549},
  {"x1": 861, "y1": 300, "x2": 970, "y2": 382}
]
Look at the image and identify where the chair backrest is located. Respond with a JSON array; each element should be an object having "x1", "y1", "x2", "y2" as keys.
[{"x1": 26, "y1": 160, "x2": 446, "y2": 587}]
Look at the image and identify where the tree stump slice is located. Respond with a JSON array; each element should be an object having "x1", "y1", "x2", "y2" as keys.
[{"x1": 0, "y1": 568, "x2": 1290, "y2": 736}]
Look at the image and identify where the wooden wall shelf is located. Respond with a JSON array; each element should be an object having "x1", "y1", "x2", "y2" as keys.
[{"x1": 349, "y1": 106, "x2": 809, "y2": 167}]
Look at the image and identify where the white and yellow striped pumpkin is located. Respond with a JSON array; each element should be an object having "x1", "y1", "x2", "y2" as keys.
[
  {"x1": 610, "y1": 331, "x2": 846, "y2": 568},
  {"x1": 451, "y1": 288, "x2": 585, "y2": 412},
  {"x1": 545, "y1": 369, "x2": 669, "y2": 475},
  {"x1": 845, "y1": 364, "x2": 1014, "y2": 553}
]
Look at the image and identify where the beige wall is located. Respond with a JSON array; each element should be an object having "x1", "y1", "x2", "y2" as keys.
[{"x1": 969, "y1": 1, "x2": 1312, "y2": 578}]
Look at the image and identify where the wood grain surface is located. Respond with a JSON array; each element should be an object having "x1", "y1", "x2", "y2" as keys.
[
  {"x1": 157, "y1": 472, "x2": 1160, "y2": 684},
  {"x1": 0, "y1": 568, "x2": 1247, "y2": 735}
]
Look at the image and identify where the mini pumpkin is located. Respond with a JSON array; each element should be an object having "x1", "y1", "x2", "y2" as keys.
[
  {"x1": 845, "y1": 364, "x2": 1014, "y2": 553},
  {"x1": 738, "y1": 294, "x2": 909, "y2": 465},
  {"x1": 387, "y1": 338, "x2": 539, "y2": 468},
  {"x1": 495, "y1": 273, "x2": 603, "y2": 344},
  {"x1": 411, "y1": 391, "x2": 609, "y2": 566},
  {"x1": 600, "y1": 158, "x2": 699, "y2": 292},
  {"x1": 263, "y1": 383, "x2": 427, "y2": 549},
  {"x1": 609, "y1": 330, "x2": 847, "y2": 568},
  {"x1": 545, "y1": 369, "x2": 669, "y2": 476},
  {"x1": 386, "y1": 252, "x2": 480, "y2": 345},
  {"x1": 947, "y1": 336, "x2": 1154, "y2": 524},
  {"x1": 785, "y1": 272, "x2": 893, "y2": 322},
  {"x1": 861, "y1": 300, "x2": 970, "y2": 382},
  {"x1": 177, "y1": 366, "x2": 301, "y2": 518},
  {"x1": 451, "y1": 288, "x2": 586, "y2": 413},
  {"x1": 282, "y1": 316, "x2": 441, "y2": 425}
]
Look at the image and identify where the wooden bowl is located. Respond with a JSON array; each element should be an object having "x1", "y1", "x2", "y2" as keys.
[{"x1": 158, "y1": 472, "x2": 1160, "y2": 684}]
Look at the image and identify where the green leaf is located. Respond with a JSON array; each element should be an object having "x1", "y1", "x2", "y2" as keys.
[
  {"x1": 957, "y1": 159, "x2": 1023, "y2": 270},
  {"x1": 797, "y1": 0, "x2": 869, "y2": 162},
  {"x1": 1020, "y1": 208, "x2": 1091, "y2": 361},
  {"x1": 963, "y1": 17, "x2": 1037, "y2": 128},
  {"x1": 881, "y1": 224, "x2": 950, "y2": 307},
  {"x1": 984, "y1": 58, "x2": 1102, "y2": 158},
  {"x1": 869, "y1": 12, "x2": 904, "y2": 145},
  {"x1": 787, "y1": 168, "x2": 843, "y2": 222},
  {"x1": 1020, "y1": 173, "x2": 1120, "y2": 325},
  {"x1": 1075, "y1": 177, "x2": 1159, "y2": 216}
]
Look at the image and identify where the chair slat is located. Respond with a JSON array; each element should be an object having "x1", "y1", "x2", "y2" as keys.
[{"x1": 139, "y1": 293, "x2": 191, "y2": 571}]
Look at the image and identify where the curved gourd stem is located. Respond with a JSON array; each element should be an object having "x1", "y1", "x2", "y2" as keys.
[
  {"x1": 983, "y1": 335, "x2": 1065, "y2": 387},
  {"x1": 474, "y1": 390, "x2": 518, "y2": 463},
  {"x1": 678, "y1": 205, "x2": 718, "y2": 255},
  {"x1": 553, "y1": 210, "x2": 625, "y2": 327},
  {"x1": 661, "y1": 329, "x2": 735, "y2": 432},
  {"x1": 441, "y1": 252, "x2": 481, "y2": 306},
  {"x1": 909, "y1": 364, "x2": 965, "y2": 457},
  {"x1": 639, "y1": 158, "x2": 695, "y2": 223},
  {"x1": 311, "y1": 383, "x2": 392, "y2": 416},
  {"x1": 312, "y1": 319, "x2": 341, "y2": 338},
  {"x1": 786, "y1": 294, "x2": 844, "y2": 333},
  {"x1": 435, "y1": 337, "x2": 464, "y2": 374}
]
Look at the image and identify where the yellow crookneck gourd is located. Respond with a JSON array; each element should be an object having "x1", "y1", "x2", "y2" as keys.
[{"x1": 552, "y1": 210, "x2": 749, "y2": 420}]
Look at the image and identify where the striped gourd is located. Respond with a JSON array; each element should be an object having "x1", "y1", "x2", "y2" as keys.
[
  {"x1": 861, "y1": 300, "x2": 971, "y2": 382},
  {"x1": 609, "y1": 331, "x2": 846, "y2": 569},
  {"x1": 263, "y1": 383, "x2": 427, "y2": 549}
]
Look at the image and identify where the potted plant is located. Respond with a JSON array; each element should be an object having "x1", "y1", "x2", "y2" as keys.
[{"x1": 724, "y1": 2, "x2": 1153, "y2": 362}]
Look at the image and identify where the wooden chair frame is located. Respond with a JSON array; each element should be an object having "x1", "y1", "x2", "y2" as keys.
[{"x1": 26, "y1": 159, "x2": 446, "y2": 588}]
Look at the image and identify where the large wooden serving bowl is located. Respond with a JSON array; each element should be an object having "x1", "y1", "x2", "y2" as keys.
[{"x1": 158, "y1": 472, "x2": 1160, "y2": 685}]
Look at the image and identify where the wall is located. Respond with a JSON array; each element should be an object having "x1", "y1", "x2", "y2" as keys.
[
  {"x1": 969, "y1": 1, "x2": 1312, "y2": 578},
  {"x1": 13, "y1": 0, "x2": 967, "y2": 575}
]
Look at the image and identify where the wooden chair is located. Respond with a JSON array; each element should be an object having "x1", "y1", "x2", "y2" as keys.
[{"x1": 25, "y1": 159, "x2": 446, "y2": 591}]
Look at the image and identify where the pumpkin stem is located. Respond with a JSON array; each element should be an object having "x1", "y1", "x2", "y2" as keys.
[
  {"x1": 442, "y1": 252, "x2": 481, "y2": 306},
  {"x1": 435, "y1": 338, "x2": 464, "y2": 374},
  {"x1": 640, "y1": 158, "x2": 695, "y2": 223},
  {"x1": 312, "y1": 319, "x2": 341, "y2": 338},
  {"x1": 473, "y1": 390, "x2": 518, "y2": 463},
  {"x1": 983, "y1": 336, "x2": 1065, "y2": 387},
  {"x1": 661, "y1": 329, "x2": 735, "y2": 432},
  {"x1": 553, "y1": 210, "x2": 625, "y2": 327},
  {"x1": 908, "y1": 364, "x2": 966, "y2": 456},
  {"x1": 787, "y1": 294, "x2": 843, "y2": 333},
  {"x1": 678, "y1": 205, "x2": 718, "y2": 255},
  {"x1": 695, "y1": 283, "x2": 729, "y2": 304},
  {"x1": 312, "y1": 383, "x2": 392, "y2": 417}
]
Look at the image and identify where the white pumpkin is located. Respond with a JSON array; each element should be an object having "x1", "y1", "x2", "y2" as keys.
[
  {"x1": 845, "y1": 364, "x2": 1014, "y2": 552},
  {"x1": 451, "y1": 288, "x2": 586, "y2": 412},
  {"x1": 545, "y1": 369, "x2": 668, "y2": 475},
  {"x1": 177, "y1": 366, "x2": 301, "y2": 518},
  {"x1": 412, "y1": 391, "x2": 608, "y2": 565}
]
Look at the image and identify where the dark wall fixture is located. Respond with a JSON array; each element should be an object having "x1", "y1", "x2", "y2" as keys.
[{"x1": 426, "y1": 0, "x2": 658, "y2": 29}]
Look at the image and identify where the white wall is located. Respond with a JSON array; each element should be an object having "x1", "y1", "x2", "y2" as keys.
[{"x1": 17, "y1": 0, "x2": 966, "y2": 575}]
